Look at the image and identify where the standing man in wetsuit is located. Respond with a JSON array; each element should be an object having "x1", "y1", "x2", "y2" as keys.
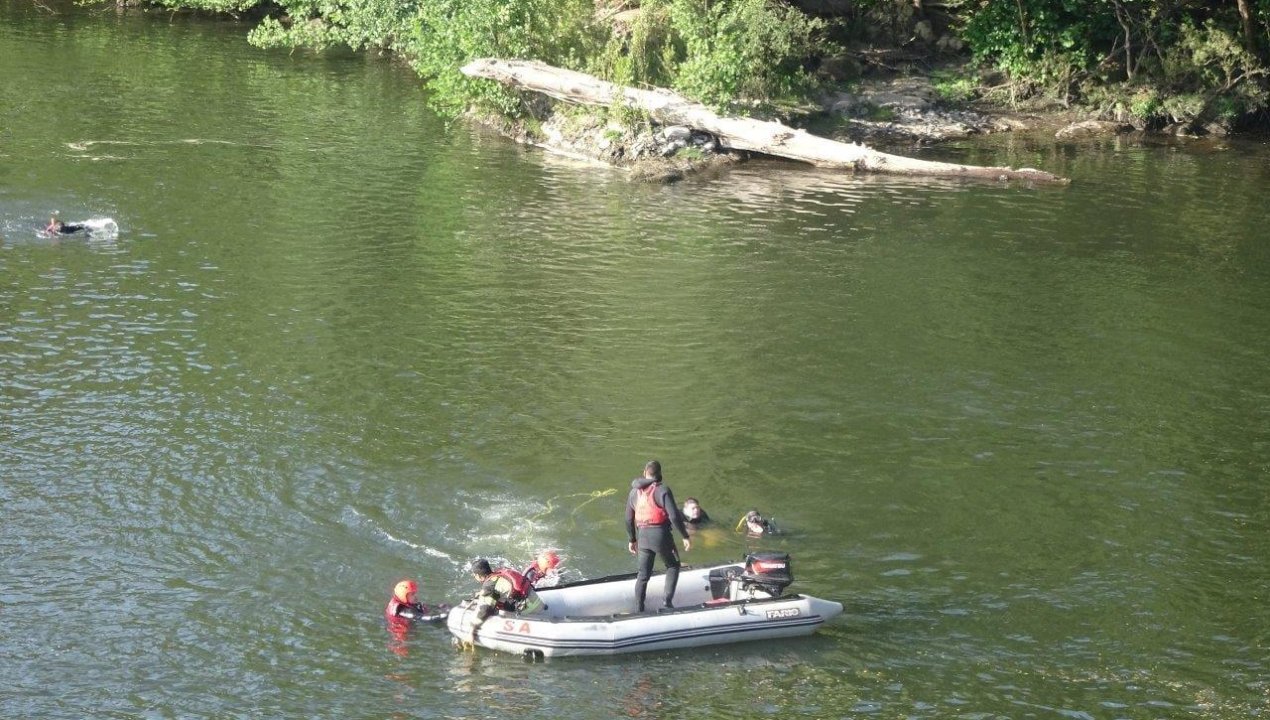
[{"x1": 625, "y1": 460, "x2": 691, "y2": 612}]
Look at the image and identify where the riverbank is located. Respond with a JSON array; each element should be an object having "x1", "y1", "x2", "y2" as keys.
[
  {"x1": 110, "y1": 0, "x2": 1267, "y2": 183},
  {"x1": 475, "y1": 50, "x2": 1267, "y2": 184},
  {"x1": 465, "y1": 65, "x2": 1110, "y2": 183}
]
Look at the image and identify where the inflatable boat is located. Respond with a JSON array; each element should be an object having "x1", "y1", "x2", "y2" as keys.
[{"x1": 446, "y1": 553, "x2": 842, "y2": 658}]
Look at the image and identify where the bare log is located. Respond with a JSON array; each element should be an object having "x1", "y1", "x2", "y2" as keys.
[{"x1": 461, "y1": 58, "x2": 1067, "y2": 183}]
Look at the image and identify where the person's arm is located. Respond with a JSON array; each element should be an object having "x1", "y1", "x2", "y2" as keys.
[
  {"x1": 625, "y1": 488, "x2": 638, "y2": 553},
  {"x1": 473, "y1": 578, "x2": 501, "y2": 624},
  {"x1": 660, "y1": 486, "x2": 692, "y2": 551},
  {"x1": 397, "y1": 602, "x2": 447, "y2": 621}
]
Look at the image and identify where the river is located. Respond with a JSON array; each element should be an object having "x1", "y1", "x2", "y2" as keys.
[{"x1": 2, "y1": 2, "x2": 1268, "y2": 718}]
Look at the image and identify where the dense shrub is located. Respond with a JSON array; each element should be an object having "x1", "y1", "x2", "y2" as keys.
[
  {"x1": 593, "y1": 0, "x2": 833, "y2": 111},
  {"x1": 1158, "y1": 19, "x2": 1269, "y2": 125},
  {"x1": 403, "y1": 0, "x2": 603, "y2": 117},
  {"x1": 141, "y1": 0, "x2": 1270, "y2": 128},
  {"x1": 239, "y1": 0, "x2": 829, "y2": 116},
  {"x1": 247, "y1": 0, "x2": 418, "y2": 52},
  {"x1": 955, "y1": 0, "x2": 1269, "y2": 125}
]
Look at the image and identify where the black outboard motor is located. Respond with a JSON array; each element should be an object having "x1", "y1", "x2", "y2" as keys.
[{"x1": 739, "y1": 552, "x2": 793, "y2": 597}]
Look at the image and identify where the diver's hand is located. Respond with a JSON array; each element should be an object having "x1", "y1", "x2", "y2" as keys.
[
  {"x1": 461, "y1": 624, "x2": 478, "y2": 650},
  {"x1": 683, "y1": 537, "x2": 691, "y2": 552},
  {"x1": 628, "y1": 541, "x2": 637, "y2": 555}
]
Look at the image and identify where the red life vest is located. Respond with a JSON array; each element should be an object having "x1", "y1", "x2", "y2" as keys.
[
  {"x1": 385, "y1": 598, "x2": 404, "y2": 623},
  {"x1": 634, "y1": 483, "x2": 669, "y2": 527},
  {"x1": 490, "y1": 568, "x2": 531, "y2": 603}
]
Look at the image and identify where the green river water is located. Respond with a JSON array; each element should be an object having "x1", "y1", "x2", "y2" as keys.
[{"x1": 3, "y1": 2, "x2": 1269, "y2": 718}]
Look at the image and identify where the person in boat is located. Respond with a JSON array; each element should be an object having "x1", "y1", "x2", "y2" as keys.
[
  {"x1": 625, "y1": 459, "x2": 691, "y2": 613},
  {"x1": 682, "y1": 497, "x2": 710, "y2": 525},
  {"x1": 736, "y1": 509, "x2": 777, "y2": 537},
  {"x1": 45, "y1": 216, "x2": 86, "y2": 235},
  {"x1": 522, "y1": 549, "x2": 562, "y2": 588},
  {"x1": 468, "y1": 558, "x2": 546, "y2": 636},
  {"x1": 384, "y1": 579, "x2": 448, "y2": 625}
]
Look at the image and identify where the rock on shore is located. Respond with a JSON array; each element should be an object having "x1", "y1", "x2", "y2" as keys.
[{"x1": 821, "y1": 76, "x2": 1022, "y2": 143}]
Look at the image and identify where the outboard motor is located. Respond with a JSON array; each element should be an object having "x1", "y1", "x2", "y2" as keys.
[{"x1": 740, "y1": 552, "x2": 793, "y2": 596}]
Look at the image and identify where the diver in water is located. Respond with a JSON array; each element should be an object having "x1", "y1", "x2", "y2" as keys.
[
  {"x1": 682, "y1": 497, "x2": 710, "y2": 525},
  {"x1": 736, "y1": 509, "x2": 777, "y2": 537},
  {"x1": 522, "y1": 550, "x2": 562, "y2": 588},
  {"x1": 45, "y1": 216, "x2": 86, "y2": 235},
  {"x1": 384, "y1": 579, "x2": 448, "y2": 625}
]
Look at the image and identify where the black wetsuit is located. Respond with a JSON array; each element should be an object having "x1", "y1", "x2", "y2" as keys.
[
  {"x1": 625, "y1": 477, "x2": 691, "y2": 612},
  {"x1": 49, "y1": 223, "x2": 86, "y2": 235}
]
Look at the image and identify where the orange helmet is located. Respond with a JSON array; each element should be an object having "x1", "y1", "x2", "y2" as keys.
[
  {"x1": 393, "y1": 579, "x2": 418, "y2": 603},
  {"x1": 536, "y1": 550, "x2": 561, "y2": 572}
]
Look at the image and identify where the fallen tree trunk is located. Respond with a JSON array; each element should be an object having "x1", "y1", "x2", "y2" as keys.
[{"x1": 461, "y1": 58, "x2": 1067, "y2": 184}]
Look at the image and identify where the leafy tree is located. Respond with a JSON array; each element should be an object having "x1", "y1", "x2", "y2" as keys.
[
  {"x1": 596, "y1": 0, "x2": 830, "y2": 111},
  {"x1": 247, "y1": 0, "x2": 420, "y2": 52},
  {"x1": 404, "y1": 0, "x2": 603, "y2": 117}
]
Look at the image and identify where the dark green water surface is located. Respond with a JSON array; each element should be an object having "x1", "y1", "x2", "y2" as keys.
[{"x1": 3, "y1": 2, "x2": 1269, "y2": 718}]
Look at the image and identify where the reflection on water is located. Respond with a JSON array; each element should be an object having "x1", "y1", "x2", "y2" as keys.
[{"x1": 4, "y1": 2, "x2": 1270, "y2": 719}]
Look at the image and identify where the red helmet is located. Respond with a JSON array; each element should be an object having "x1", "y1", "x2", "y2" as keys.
[
  {"x1": 536, "y1": 550, "x2": 561, "y2": 572},
  {"x1": 393, "y1": 579, "x2": 418, "y2": 603}
]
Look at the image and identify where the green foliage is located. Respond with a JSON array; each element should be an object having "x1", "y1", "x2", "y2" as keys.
[
  {"x1": 1158, "y1": 92, "x2": 1206, "y2": 124},
  {"x1": 667, "y1": 0, "x2": 828, "y2": 109},
  {"x1": 958, "y1": 0, "x2": 1268, "y2": 122},
  {"x1": 593, "y1": 2, "x2": 675, "y2": 90},
  {"x1": 960, "y1": 0, "x2": 1102, "y2": 71},
  {"x1": 1158, "y1": 19, "x2": 1269, "y2": 123},
  {"x1": 959, "y1": 0, "x2": 1116, "y2": 102},
  {"x1": 1127, "y1": 88, "x2": 1161, "y2": 121},
  {"x1": 931, "y1": 69, "x2": 978, "y2": 103},
  {"x1": 674, "y1": 146, "x2": 705, "y2": 160},
  {"x1": 245, "y1": 0, "x2": 419, "y2": 52},
  {"x1": 403, "y1": 0, "x2": 603, "y2": 118},
  {"x1": 593, "y1": 0, "x2": 830, "y2": 112},
  {"x1": 145, "y1": 0, "x2": 1270, "y2": 128},
  {"x1": 520, "y1": 114, "x2": 544, "y2": 140},
  {"x1": 867, "y1": 103, "x2": 897, "y2": 121},
  {"x1": 608, "y1": 99, "x2": 653, "y2": 135},
  {"x1": 140, "y1": 0, "x2": 261, "y2": 10}
]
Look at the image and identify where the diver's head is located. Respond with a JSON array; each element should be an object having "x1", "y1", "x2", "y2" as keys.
[
  {"x1": 684, "y1": 497, "x2": 702, "y2": 519},
  {"x1": 468, "y1": 558, "x2": 492, "y2": 579},
  {"x1": 393, "y1": 579, "x2": 417, "y2": 603},
  {"x1": 745, "y1": 510, "x2": 767, "y2": 534},
  {"x1": 535, "y1": 550, "x2": 561, "y2": 573}
]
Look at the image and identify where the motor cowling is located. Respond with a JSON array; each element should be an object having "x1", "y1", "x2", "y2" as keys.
[{"x1": 740, "y1": 552, "x2": 793, "y2": 596}]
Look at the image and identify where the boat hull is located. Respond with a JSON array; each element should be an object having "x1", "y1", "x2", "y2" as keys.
[{"x1": 446, "y1": 563, "x2": 842, "y2": 657}]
